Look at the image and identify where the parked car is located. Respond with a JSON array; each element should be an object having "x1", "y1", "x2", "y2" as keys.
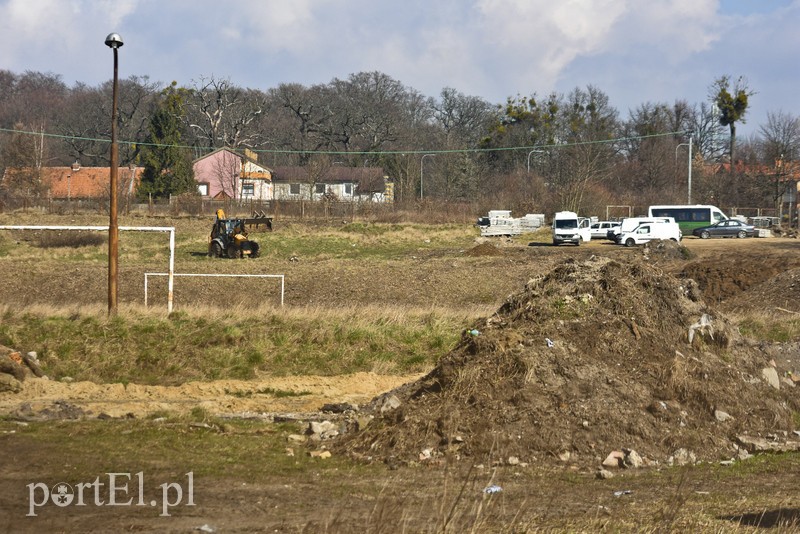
[
  {"x1": 692, "y1": 219, "x2": 756, "y2": 239},
  {"x1": 618, "y1": 220, "x2": 681, "y2": 247},
  {"x1": 589, "y1": 221, "x2": 621, "y2": 240}
]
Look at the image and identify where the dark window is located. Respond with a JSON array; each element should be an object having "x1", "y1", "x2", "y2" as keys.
[
  {"x1": 242, "y1": 183, "x2": 254, "y2": 196},
  {"x1": 290, "y1": 183, "x2": 300, "y2": 195},
  {"x1": 315, "y1": 183, "x2": 326, "y2": 194}
]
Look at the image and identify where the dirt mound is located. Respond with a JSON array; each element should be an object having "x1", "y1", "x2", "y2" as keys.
[
  {"x1": 339, "y1": 257, "x2": 799, "y2": 468},
  {"x1": 465, "y1": 242, "x2": 503, "y2": 257},
  {"x1": 722, "y1": 267, "x2": 800, "y2": 313},
  {"x1": 641, "y1": 239, "x2": 693, "y2": 262},
  {"x1": 679, "y1": 253, "x2": 800, "y2": 304}
]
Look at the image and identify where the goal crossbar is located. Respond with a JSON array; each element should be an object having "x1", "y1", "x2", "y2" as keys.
[{"x1": 0, "y1": 225, "x2": 176, "y2": 313}]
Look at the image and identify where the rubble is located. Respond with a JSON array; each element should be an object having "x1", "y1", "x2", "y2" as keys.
[{"x1": 336, "y1": 256, "x2": 800, "y2": 469}]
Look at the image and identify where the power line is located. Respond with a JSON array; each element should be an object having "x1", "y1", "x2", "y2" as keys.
[{"x1": 0, "y1": 126, "x2": 688, "y2": 156}]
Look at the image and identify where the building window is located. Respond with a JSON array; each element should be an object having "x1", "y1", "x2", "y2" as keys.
[
  {"x1": 198, "y1": 183, "x2": 209, "y2": 196},
  {"x1": 315, "y1": 183, "x2": 326, "y2": 194},
  {"x1": 344, "y1": 183, "x2": 353, "y2": 195},
  {"x1": 290, "y1": 183, "x2": 300, "y2": 195},
  {"x1": 242, "y1": 183, "x2": 255, "y2": 196}
]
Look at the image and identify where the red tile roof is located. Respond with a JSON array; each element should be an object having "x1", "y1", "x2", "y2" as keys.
[{"x1": 3, "y1": 164, "x2": 142, "y2": 199}]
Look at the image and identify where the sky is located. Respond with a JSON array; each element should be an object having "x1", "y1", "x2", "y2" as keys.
[{"x1": 1, "y1": 0, "x2": 798, "y2": 138}]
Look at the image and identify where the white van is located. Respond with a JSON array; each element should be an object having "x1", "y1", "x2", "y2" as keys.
[
  {"x1": 609, "y1": 217, "x2": 675, "y2": 243},
  {"x1": 618, "y1": 220, "x2": 681, "y2": 247},
  {"x1": 552, "y1": 211, "x2": 591, "y2": 246}
]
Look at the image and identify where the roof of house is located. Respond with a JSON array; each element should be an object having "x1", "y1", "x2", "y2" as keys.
[
  {"x1": 3, "y1": 164, "x2": 142, "y2": 199},
  {"x1": 271, "y1": 166, "x2": 388, "y2": 192},
  {"x1": 194, "y1": 147, "x2": 272, "y2": 169},
  {"x1": 706, "y1": 160, "x2": 800, "y2": 180}
]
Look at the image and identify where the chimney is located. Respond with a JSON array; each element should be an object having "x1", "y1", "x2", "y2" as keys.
[{"x1": 71, "y1": 160, "x2": 81, "y2": 172}]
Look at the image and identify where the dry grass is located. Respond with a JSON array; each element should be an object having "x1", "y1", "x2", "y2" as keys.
[{"x1": 0, "y1": 302, "x2": 487, "y2": 384}]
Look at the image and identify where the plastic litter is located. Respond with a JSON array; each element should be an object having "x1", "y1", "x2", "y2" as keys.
[
  {"x1": 613, "y1": 490, "x2": 632, "y2": 497},
  {"x1": 195, "y1": 525, "x2": 216, "y2": 533},
  {"x1": 469, "y1": 329, "x2": 480, "y2": 336},
  {"x1": 483, "y1": 485, "x2": 503, "y2": 494},
  {"x1": 545, "y1": 338, "x2": 555, "y2": 348}
]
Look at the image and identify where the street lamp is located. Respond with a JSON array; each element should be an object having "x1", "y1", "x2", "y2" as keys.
[
  {"x1": 420, "y1": 154, "x2": 435, "y2": 199},
  {"x1": 527, "y1": 149, "x2": 546, "y2": 173},
  {"x1": 675, "y1": 134, "x2": 693, "y2": 204},
  {"x1": 105, "y1": 32, "x2": 123, "y2": 314}
]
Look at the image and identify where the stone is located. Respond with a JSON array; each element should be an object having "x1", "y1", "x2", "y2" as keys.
[
  {"x1": 355, "y1": 415, "x2": 373, "y2": 431},
  {"x1": 623, "y1": 449, "x2": 643, "y2": 468},
  {"x1": 0, "y1": 373, "x2": 22, "y2": 393},
  {"x1": 736, "y1": 435, "x2": 800, "y2": 453},
  {"x1": 781, "y1": 377, "x2": 795, "y2": 388},
  {"x1": 309, "y1": 420, "x2": 338, "y2": 439},
  {"x1": 287, "y1": 434, "x2": 307, "y2": 444},
  {"x1": 669, "y1": 448, "x2": 697, "y2": 467},
  {"x1": 507, "y1": 456, "x2": 520, "y2": 466},
  {"x1": 309, "y1": 450, "x2": 332, "y2": 459},
  {"x1": 0, "y1": 355, "x2": 26, "y2": 382},
  {"x1": 596, "y1": 468, "x2": 615, "y2": 480},
  {"x1": 761, "y1": 367, "x2": 781, "y2": 390},
  {"x1": 602, "y1": 450, "x2": 624, "y2": 468},
  {"x1": 320, "y1": 402, "x2": 358, "y2": 413},
  {"x1": 380, "y1": 394, "x2": 402, "y2": 414},
  {"x1": 714, "y1": 410, "x2": 733, "y2": 422},
  {"x1": 558, "y1": 451, "x2": 572, "y2": 462}
]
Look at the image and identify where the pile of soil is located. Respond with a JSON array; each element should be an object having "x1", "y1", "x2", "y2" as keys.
[
  {"x1": 722, "y1": 267, "x2": 800, "y2": 313},
  {"x1": 464, "y1": 242, "x2": 504, "y2": 257},
  {"x1": 679, "y1": 252, "x2": 800, "y2": 304},
  {"x1": 641, "y1": 239, "x2": 693, "y2": 263},
  {"x1": 339, "y1": 256, "x2": 800, "y2": 468}
]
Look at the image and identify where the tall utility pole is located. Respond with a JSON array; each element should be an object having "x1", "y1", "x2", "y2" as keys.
[
  {"x1": 105, "y1": 33, "x2": 123, "y2": 314},
  {"x1": 676, "y1": 133, "x2": 693, "y2": 204}
]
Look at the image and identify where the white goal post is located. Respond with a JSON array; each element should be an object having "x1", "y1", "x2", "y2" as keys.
[
  {"x1": 144, "y1": 272, "x2": 285, "y2": 308},
  {"x1": 0, "y1": 225, "x2": 176, "y2": 313}
]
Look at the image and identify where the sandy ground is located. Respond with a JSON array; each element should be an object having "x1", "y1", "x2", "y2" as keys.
[{"x1": 0, "y1": 372, "x2": 424, "y2": 419}]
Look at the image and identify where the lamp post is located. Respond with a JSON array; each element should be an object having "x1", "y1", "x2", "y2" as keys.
[
  {"x1": 420, "y1": 154, "x2": 435, "y2": 199},
  {"x1": 675, "y1": 135, "x2": 693, "y2": 204},
  {"x1": 105, "y1": 32, "x2": 123, "y2": 314},
  {"x1": 526, "y1": 149, "x2": 546, "y2": 174}
]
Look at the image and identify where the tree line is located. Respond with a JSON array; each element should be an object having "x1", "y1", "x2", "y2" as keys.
[{"x1": 1, "y1": 68, "x2": 798, "y2": 217}]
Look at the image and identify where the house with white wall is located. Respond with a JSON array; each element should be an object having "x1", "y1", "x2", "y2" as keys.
[
  {"x1": 271, "y1": 166, "x2": 392, "y2": 203},
  {"x1": 192, "y1": 148, "x2": 273, "y2": 201}
]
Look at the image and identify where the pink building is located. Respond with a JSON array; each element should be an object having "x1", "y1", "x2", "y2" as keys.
[{"x1": 192, "y1": 148, "x2": 273, "y2": 201}]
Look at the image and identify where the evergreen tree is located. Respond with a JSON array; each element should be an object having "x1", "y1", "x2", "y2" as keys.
[{"x1": 138, "y1": 82, "x2": 196, "y2": 198}]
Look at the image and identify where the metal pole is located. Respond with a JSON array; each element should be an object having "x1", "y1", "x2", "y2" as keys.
[
  {"x1": 108, "y1": 44, "x2": 120, "y2": 314},
  {"x1": 688, "y1": 136, "x2": 693, "y2": 204}
]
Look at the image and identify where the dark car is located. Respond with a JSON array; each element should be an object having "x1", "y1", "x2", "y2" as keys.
[{"x1": 692, "y1": 219, "x2": 756, "y2": 239}]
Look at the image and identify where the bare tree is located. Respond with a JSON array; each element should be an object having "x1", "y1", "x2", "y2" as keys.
[
  {"x1": 759, "y1": 110, "x2": 800, "y2": 163},
  {"x1": 184, "y1": 76, "x2": 269, "y2": 149}
]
